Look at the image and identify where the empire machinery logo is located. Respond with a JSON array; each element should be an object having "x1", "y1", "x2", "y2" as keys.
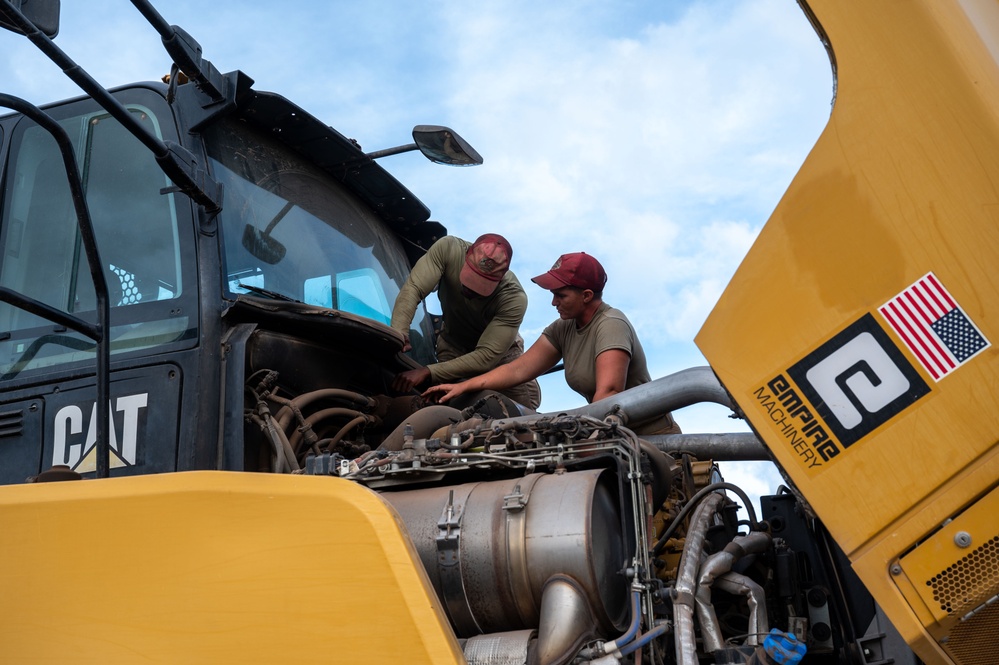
[
  {"x1": 754, "y1": 315, "x2": 930, "y2": 474},
  {"x1": 752, "y1": 273, "x2": 990, "y2": 474}
]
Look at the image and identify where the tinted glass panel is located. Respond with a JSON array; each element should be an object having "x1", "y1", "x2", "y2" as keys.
[
  {"x1": 0, "y1": 101, "x2": 195, "y2": 379},
  {"x1": 205, "y1": 119, "x2": 435, "y2": 364}
]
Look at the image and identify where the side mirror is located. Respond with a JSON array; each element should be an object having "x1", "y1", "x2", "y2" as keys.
[
  {"x1": 412, "y1": 125, "x2": 483, "y2": 166},
  {"x1": 0, "y1": 0, "x2": 61, "y2": 38},
  {"x1": 363, "y1": 125, "x2": 483, "y2": 166}
]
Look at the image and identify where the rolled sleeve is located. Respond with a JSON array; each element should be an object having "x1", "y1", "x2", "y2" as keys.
[{"x1": 428, "y1": 289, "x2": 526, "y2": 382}]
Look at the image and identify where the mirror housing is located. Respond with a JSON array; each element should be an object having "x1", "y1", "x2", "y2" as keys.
[
  {"x1": 412, "y1": 125, "x2": 483, "y2": 166},
  {"x1": 363, "y1": 125, "x2": 483, "y2": 166},
  {"x1": 0, "y1": 0, "x2": 60, "y2": 38}
]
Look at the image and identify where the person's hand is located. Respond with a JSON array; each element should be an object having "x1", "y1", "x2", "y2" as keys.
[
  {"x1": 401, "y1": 334, "x2": 412, "y2": 353},
  {"x1": 422, "y1": 383, "x2": 464, "y2": 404},
  {"x1": 392, "y1": 367, "x2": 431, "y2": 393}
]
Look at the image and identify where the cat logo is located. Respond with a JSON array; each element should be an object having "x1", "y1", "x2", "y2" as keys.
[{"x1": 52, "y1": 393, "x2": 148, "y2": 472}]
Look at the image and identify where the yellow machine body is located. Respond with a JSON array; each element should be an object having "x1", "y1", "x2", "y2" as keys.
[
  {"x1": 696, "y1": 1, "x2": 999, "y2": 663},
  {"x1": 0, "y1": 472, "x2": 463, "y2": 663},
  {"x1": 4, "y1": 2, "x2": 999, "y2": 664}
]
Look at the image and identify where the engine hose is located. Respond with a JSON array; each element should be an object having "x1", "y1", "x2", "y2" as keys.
[
  {"x1": 651, "y1": 482, "x2": 761, "y2": 557},
  {"x1": 287, "y1": 407, "x2": 367, "y2": 453},
  {"x1": 270, "y1": 415, "x2": 301, "y2": 472},
  {"x1": 618, "y1": 622, "x2": 669, "y2": 657},
  {"x1": 378, "y1": 405, "x2": 464, "y2": 451},
  {"x1": 267, "y1": 392, "x2": 318, "y2": 452},
  {"x1": 675, "y1": 492, "x2": 727, "y2": 665},
  {"x1": 274, "y1": 388, "x2": 375, "y2": 430},
  {"x1": 601, "y1": 588, "x2": 642, "y2": 653},
  {"x1": 247, "y1": 413, "x2": 286, "y2": 473},
  {"x1": 323, "y1": 414, "x2": 370, "y2": 451},
  {"x1": 695, "y1": 532, "x2": 772, "y2": 652}
]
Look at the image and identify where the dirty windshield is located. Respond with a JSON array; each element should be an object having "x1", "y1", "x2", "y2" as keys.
[{"x1": 205, "y1": 119, "x2": 435, "y2": 363}]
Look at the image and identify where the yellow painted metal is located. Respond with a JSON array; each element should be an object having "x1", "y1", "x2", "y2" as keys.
[
  {"x1": 696, "y1": 1, "x2": 999, "y2": 662},
  {"x1": 0, "y1": 472, "x2": 464, "y2": 664},
  {"x1": 851, "y1": 449, "x2": 999, "y2": 664},
  {"x1": 896, "y1": 483, "x2": 999, "y2": 628}
]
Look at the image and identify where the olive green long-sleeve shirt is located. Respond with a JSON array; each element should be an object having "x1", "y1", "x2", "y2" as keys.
[{"x1": 390, "y1": 236, "x2": 528, "y2": 383}]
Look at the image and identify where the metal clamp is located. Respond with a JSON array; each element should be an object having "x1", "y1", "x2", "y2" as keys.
[
  {"x1": 504, "y1": 474, "x2": 544, "y2": 627},
  {"x1": 436, "y1": 485, "x2": 480, "y2": 635}
]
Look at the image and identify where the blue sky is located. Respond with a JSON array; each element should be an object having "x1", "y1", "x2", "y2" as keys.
[{"x1": 1, "y1": 0, "x2": 833, "y2": 499}]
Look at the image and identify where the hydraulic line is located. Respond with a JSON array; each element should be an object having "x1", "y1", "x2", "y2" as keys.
[
  {"x1": 601, "y1": 588, "x2": 642, "y2": 653},
  {"x1": 618, "y1": 622, "x2": 669, "y2": 657},
  {"x1": 267, "y1": 391, "x2": 319, "y2": 455},
  {"x1": 247, "y1": 413, "x2": 286, "y2": 473},
  {"x1": 274, "y1": 388, "x2": 375, "y2": 430},
  {"x1": 287, "y1": 408, "x2": 370, "y2": 453},
  {"x1": 320, "y1": 415, "x2": 370, "y2": 452},
  {"x1": 652, "y1": 482, "x2": 761, "y2": 557},
  {"x1": 247, "y1": 389, "x2": 301, "y2": 472}
]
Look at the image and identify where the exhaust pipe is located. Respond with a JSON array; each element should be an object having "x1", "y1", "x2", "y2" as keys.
[{"x1": 492, "y1": 366, "x2": 734, "y2": 429}]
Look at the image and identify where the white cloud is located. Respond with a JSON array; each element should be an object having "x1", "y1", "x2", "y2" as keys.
[{"x1": 0, "y1": 0, "x2": 832, "y2": 507}]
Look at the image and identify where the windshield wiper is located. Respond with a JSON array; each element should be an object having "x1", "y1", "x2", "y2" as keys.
[{"x1": 236, "y1": 283, "x2": 300, "y2": 303}]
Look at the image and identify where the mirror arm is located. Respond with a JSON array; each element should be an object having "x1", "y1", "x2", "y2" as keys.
[{"x1": 364, "y1": 143, "x2": 419, "y2": 160}]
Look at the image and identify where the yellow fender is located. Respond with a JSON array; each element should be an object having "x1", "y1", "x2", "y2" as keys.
[{"x1": 0, "y1": 472, "x2": 463, "y2": 664}]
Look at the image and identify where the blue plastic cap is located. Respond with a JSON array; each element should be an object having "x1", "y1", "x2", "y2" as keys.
[{"x1": 763, "y1": 629, "x2": 807, "y2": 665}]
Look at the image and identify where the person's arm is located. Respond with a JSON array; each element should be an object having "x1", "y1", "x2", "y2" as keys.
[
  {"x1": 427, "y1": 305, "x2": 523, "y2": 382},
  {"x1": 423, "y1": 335, "x2": 561, "y2": 403},
  {"x1": 389, "y1": 239, "x2": 451, "y2": 344},
  {"x1": 391, "y1": 366, "x2": 432, "y2": 393},
  {"x1": 591, "y1": 348, "x2": 631, "y2": 402}
]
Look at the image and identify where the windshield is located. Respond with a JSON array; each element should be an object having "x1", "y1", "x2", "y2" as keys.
[
  {"x1": 0, "y1": 93, "x2": 196, "y2": 380},
  {"x1": 205, "y1": 119, "x2": 436, "y2": 363}
]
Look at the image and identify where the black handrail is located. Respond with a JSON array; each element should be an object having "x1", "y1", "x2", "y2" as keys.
[
  {"x1": 0, "y1": 93, "x2": 112, "y2": 479},
  {"x1": 0, "y1": 0, "x2": 223, "y2": 212}
]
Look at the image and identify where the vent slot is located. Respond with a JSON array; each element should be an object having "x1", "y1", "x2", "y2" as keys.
[{"x1": 0, "y1": 408, "x2": 25, "y2": 438}]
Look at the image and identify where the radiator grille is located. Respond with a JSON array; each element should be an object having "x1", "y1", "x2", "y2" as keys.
[
  {"x1": 944, "y1": 600, "x2": 999, "y2": 665},
  {"x1": 927, "y1": 535, "x2": 999, "y2": 615}
]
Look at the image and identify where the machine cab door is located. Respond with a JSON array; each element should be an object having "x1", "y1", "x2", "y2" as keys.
[{"x1": 0, "y1": 87, "x2": 199, "y2": 483}]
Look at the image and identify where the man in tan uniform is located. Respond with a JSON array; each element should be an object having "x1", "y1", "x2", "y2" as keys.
[{"x1": 389, "y1": 233, "x2": 540, "y2": 409}]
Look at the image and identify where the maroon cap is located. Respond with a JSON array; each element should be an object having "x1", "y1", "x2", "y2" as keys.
[
  {"x1": 532, "y1": 252, "x2": 608, "y2": 291},
  {"x1": 460, "y1": 233, "x2": 513, "y2": 296}
]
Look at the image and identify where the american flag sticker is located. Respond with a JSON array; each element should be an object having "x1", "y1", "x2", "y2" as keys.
[{"x1": 878, "y1": 272, "x2": 990, "y2": 381}]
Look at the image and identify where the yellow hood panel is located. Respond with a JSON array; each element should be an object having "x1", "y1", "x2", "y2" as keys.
[{"x1": 0, "y1": 472, "x2": 462, "y2": 663}]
